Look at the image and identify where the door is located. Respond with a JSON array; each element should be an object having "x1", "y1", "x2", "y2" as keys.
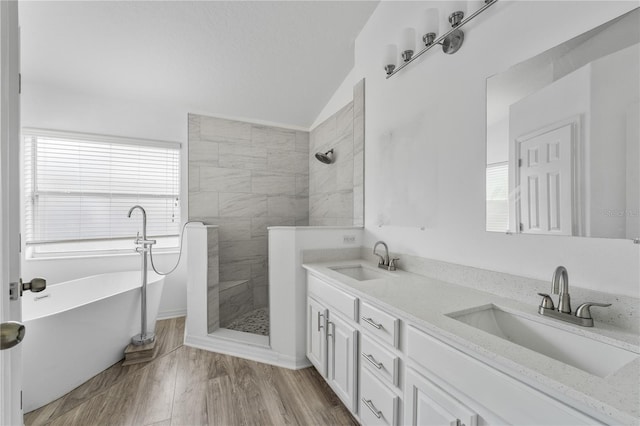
[
  {"x1": 405, "y1": 368, "x2": 479, "y2": 426},
  {"x1": 517, "y1": 124, "x2": 574, "y2": 235},
  {"x1": 326, "y1": 312, "x2": 358, "y2": 412},
  {"x1": 1, "y1": 1, "x2": 22, "y2": 425},
  {"x1": 306, "y1": 297, "x2": 327, "y2": 376}
]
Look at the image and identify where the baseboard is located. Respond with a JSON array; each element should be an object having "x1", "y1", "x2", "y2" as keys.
[
  {"x1": 157, "y1": 309, "x2": 187, "y2": 320},
  {"x1": 184, "y1": 333, "x2": 311, "y2": 370}
]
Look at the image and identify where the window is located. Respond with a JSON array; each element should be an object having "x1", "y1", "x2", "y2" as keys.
[
  {"x1": 486, "y1": 162, "x2": 509, "y2": 233},
  {"x1": 23, "y1": 129, "x2": 181, "y2": 257}
]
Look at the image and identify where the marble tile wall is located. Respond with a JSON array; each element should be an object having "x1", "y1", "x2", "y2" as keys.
[
  {"x1": 309, "y1": 79, "x2": 365, "y2": 226},
  {"x1": 189, "y1": 114, "x2": 310, "y2": 327}
]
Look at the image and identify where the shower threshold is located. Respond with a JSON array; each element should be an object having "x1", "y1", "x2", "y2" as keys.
[{"x1": 208, "y1": 327, "x2": 269, "y2": 348}]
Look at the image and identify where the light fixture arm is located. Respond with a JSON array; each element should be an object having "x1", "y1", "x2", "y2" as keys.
[{"x1": 386, "y1": 0, "x2": 498, "y2": 79}]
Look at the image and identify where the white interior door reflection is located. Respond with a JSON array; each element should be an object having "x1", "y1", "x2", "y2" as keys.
[
  {"x1": 515, "y1": 124, "x2": 574, "y2": 236},
  {"x1": 485, "y1": 8, "x2": 640, "y2": 240}
]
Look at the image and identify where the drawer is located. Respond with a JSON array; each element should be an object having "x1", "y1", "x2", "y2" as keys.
[
  {"x1": 360, "y1": 301, "x2": 400, "y2": 348},
  {"x1": 359, "y1": 366, "x2": 399, "y2": 426},
  {"x1": 361, "y1": 334, "x2": 400, "y2": 387},
  {"x1": 407, "y1": 326, "x2": 599, "y2": 425},
  {"x1": 308, "y1": 274, "x2": 358, "y2": 321}
]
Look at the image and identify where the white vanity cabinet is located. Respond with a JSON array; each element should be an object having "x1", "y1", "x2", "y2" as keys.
[
  {"x1": 326, "y1": 312, "x2": 358, "y2": 411},
  {"x1": 305, "y1": 269, "x2": 610, "y2": 426},
  {"x1": 406, "y1": 326, "x2": 601, "y2": 425},
  {"x1": 307, "y1": 274, "x2": 359, "y2": 413},
  {"x1": 405, "y1": 368, "x2": 479, "y2": 426},
  {"x1": 306, "y1": 296, "x2": 327, "y2": 376}
]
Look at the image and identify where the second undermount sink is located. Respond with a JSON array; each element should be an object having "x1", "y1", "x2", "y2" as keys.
[
  {"x1": 447, "y1": 305, "x2": 638, "y2": 378},
  {"x1": 329, "y1": 265, "x2": 388, "y2": 281}
]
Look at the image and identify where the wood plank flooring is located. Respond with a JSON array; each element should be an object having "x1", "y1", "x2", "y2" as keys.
[{"x1": 24, "y1": 317, "x2": 357, "y2": 426}]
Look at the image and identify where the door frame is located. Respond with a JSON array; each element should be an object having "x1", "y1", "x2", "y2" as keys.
[
  {"x1": 511, "y1": 115, "x2": 586, "y2": 236},
  {"x1": 1, "y1": 0, "x2": 22, "y2": 424}
]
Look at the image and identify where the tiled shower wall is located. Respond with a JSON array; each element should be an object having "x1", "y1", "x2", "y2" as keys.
[
  {"x1": 309, "y1": 79, "x2": 364, "y2": 226},
  {"x1": 188, "y1": 114, "x2": 309, "y2": 326}
]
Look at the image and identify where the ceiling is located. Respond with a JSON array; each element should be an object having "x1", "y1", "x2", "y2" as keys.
[{"x1": 19, "y1": 1, "x2": 379, "y2": 129}]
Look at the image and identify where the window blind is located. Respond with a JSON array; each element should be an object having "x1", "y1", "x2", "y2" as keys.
[
  {"x1": 486, "y1": 162, "x2": 509, "y2": 233},
  {"x1": 24, "y1": 130, "x2": 181, "y2": 251}
]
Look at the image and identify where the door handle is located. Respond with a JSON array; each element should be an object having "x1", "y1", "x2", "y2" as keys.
[
  {"x1": 21, "y1": 277, "x2": 47, "y2": 294},
  {"x1": 1, "y1": 321, "x2": 25, "y2": 350},
  {"x1": 10, "y1": 278, "x2": 47, "y2": 300}
]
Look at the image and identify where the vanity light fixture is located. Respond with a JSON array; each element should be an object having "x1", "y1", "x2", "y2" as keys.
[
  {"x1": 383, "y1": 44, "x2": 398, "y2": 75},
  {"x1": 385, "y1": 0, "x2": 498, "y2": 79},
  {"x1": 422, "y1": 8, "x2": 439, "y2": 47},
  {"x1": 401, "y1": 27, "x2": 416, "y2": 62}
]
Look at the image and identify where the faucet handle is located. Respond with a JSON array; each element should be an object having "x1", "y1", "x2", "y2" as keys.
[
  {"x1": 537, "y1": 293, "x2": 555, "y2": 310},
  {"x1": 575, "y1": 302, "x2": 611, "y2": 319},
  {"x1": 389, "y1": 258, "x2": 400, "y2": 271}
]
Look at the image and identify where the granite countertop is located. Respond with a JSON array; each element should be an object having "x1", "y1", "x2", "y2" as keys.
[{"x1": 302, "y1": 260, "x2": 640, "y2": 425}]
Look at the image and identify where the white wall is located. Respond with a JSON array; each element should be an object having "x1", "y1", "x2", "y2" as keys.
[
  {"x1": 317, "y1": 1, "x2": 639, "y2": 297},
  {"x1": 310, "y1": 68, "x2": 356, "y2": 130},
  {"x1": 268, "y1": 226, "x2": 363, "y2": 367},
  {"x1": 20, "y1": 83, "x2": 190, "y2": 317},
  {"x1": 590, "y1": 46, "x2": 639, "y2": 238}
]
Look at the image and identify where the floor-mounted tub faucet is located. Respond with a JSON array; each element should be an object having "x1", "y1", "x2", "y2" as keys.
[
  {"x1": 373, "y1": 241, "x2": 399, "y2": 271},
  {"x1": 128, "y1": 205, "x2": 157, "y2": 346}
]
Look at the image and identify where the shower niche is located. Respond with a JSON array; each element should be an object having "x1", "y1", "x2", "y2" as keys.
[{"x1": 188, "y1": 79, "x2": 365, "y2": 338}]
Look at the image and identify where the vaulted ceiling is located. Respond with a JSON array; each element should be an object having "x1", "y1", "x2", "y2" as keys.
[{"x1": 19, "y1": 1, "x2": 378, "y2": 128}]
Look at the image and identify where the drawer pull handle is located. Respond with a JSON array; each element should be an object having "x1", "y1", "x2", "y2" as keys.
[
  {"x1": 362, "y1": 352, "x2": 383, "y2": 369},
  {"x1": 361, "y1": 316, "x2": 383, "y2": 329},
  {"x1": 317, "y1": 312, "x2": 324, "y2": 332},
  {"x1": 362, "y1": 398, "x2": 382, "y2": 419}
]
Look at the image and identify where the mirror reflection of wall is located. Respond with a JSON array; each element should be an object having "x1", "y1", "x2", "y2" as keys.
[{"x1": 486, "y1": 8, "x2": 640, "y2": 240}]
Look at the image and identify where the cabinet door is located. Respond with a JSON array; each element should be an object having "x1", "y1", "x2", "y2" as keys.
[
  {"x1": 405, "y1": 368, "x2": 479, "y2": 426},
  {"x1": 307, "y1": 297, "x2": 327, "y2": 376},
  {"x1": 327, "y1": 313, "x2": 358, "y2": 412}
]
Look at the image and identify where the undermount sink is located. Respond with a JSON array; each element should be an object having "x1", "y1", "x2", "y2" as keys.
[
  {"x1": 329, "y1": 265, "x2": 388, "y2": 281},
  {"x1": 447, "y1": 305, "x2": 638, "y2": 378}
]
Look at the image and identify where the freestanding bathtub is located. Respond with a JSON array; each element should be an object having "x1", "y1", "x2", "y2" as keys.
[{"x1": 21, "y1": 270, "x2": 165, "y2": 412}]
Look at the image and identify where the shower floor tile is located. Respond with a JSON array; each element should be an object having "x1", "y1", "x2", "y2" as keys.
[{"x1": 226, "y1": 307, "x2": 269, "y2": 336}]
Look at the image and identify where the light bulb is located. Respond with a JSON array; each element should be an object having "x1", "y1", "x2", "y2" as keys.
[
  {"x1": 448, "y1": 1, "x2": 467, "y2": 27},
  {"x1": 383, "y1": 44, "x2": 397, "y2": 75},
  {"x1": 401, "y1": 28, "x2": 416, "y2": 62},
  {"x1": 422, "y1": 8, "x2": 439, "y2": 46}
]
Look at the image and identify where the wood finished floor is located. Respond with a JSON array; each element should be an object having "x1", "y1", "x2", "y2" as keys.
[{"x1": 25, "y1": 317, "x2": 357, "y2": 426}]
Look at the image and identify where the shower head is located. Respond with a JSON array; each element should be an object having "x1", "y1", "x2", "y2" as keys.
[{"x1": 315, "y1": 149, "x2": 334, "y2": 164}]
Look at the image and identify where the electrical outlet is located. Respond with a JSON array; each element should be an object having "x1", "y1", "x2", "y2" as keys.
[{"x1": 343, "y1": 235, "x2": 356, "y2": 244}]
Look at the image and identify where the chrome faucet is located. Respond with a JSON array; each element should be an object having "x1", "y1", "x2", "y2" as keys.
[
  {"x1": 373, "y1": 241, "x2": 399, "y2": 271},
  {"x1": 128, "y1": 205, "x2": 156, "y2": 248},
  {"x1": 551, "y1": 266, "x2": 571, "y2": 314},
  {"x1": 127, "y1": 205, "x2": 157, "y2": 346},
  {"x1": 537, "y1": 266, "x2": 611, "y2": 327}
]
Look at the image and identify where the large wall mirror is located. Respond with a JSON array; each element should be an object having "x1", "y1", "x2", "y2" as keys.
[{"x1": 486, "y1": 8, "x2": 639, "y2": 240}]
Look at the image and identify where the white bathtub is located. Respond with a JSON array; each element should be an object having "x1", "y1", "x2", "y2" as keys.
[{"x1": 21, "y1": 270, "x2": 165, "y2": 412}]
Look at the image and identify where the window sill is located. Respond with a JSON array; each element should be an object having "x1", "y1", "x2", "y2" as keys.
[{"x1": 25, "y1": 249, "x2": 180, "y2": 262}]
